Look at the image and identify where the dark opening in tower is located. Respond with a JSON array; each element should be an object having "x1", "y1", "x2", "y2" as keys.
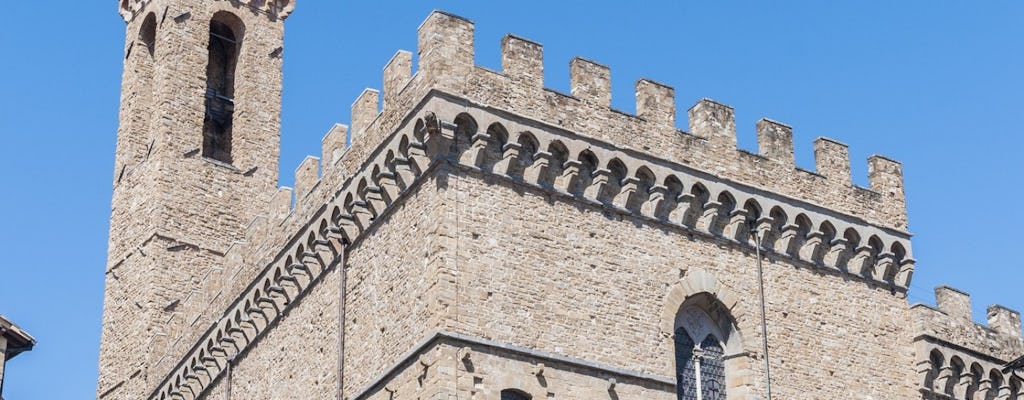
[{"x1": 202, "y1": 12, "x2": 243, "y2": 164}]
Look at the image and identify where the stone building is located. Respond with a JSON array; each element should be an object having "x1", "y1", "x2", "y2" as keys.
[
  {"x1": 1, "y1": 315, "x2": 36, "y2": 399},
  {"x1": 97, "y1": 1, "x2": 1023, "y2": 399}
]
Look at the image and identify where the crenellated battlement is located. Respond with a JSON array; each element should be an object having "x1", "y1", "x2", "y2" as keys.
[
  {"x1": 913, "y1": 286, "x2": 1023, "y2": 348},
  {"x1": 134, "y1": 10, "x2": 935, "y2": 400},
  {"x1": 330, "y1": 10, "x2": 908, "y2": 231},
  {"x1": 912, "y1": 286, "x2": 1024, "y2": 397}
]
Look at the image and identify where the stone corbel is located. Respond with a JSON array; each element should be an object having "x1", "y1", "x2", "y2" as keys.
[
  {"x1": 458, "y1": 347, "x2": 473, "y2": 362},
  {"x1": 407, "y1": 141, "x2": 431, "y2": 174},
  {"x1": 895, "y1": 257, "x2": 916, "y2": 288},
  {"x1": 822, "y1": 238, "x2": 849, "y2": 270},
  {"x1": 245, "y1": 306, "x2": 268, "y2": 329},
  {"x1": 668, "y1": 193, "x2": 695, "y2": 223},
  {"x1": 375, "y1": 169, "x2": 402, "y2": 202},
  {"x1": 555, "y1": 160, "x2": 582, "y2": 192},
  {"x1": 641, "y1": 185, "x2": 669, "y2": 216},
  {"x1": 300, "y1": 251, "x2": 323, "y2": 275},
  {"x1": 583, "y1": 168, "x2": 612, "y2": 199},
  {"x1": 695, "y1": 201, "x2": 724, "y2": 233},
  {"x1": 459, "y1": 132, "x2": 491, "y2": 167},
  {"x1": 933, "y1": 365, "x2": 953, "y2": 392},
  {"x1": 220, "y1": 334, "x2": 240, "y2": 353},
  {"x1": 324, "y1": 224, "x2": 347, "y2": 249},
  {"x1": 348, "y1": 200, "x2": 375, "y2": 230},
  {"x1": 492, "y1": 142, "x2": 522, "y2": 176},
  {"x1": 330, "y1": 217, "x2": 359, "y2": 245},
  {"x1": 995, "y1": 384, "x2": 1012, "y2": 400},
  {"x1": 277, "y1": 272, "x2": 303, "y2": 294},
  {"x1": 953, "y1": 371, "x2": 973, "y2": 399},
  {"x1": 612, "y1": 177, "x2": 640, "y2": 208},
  {"x1": 523, "y1": 151, "x2": 553, "y2": 184},
  {"x1": 873, "y1": 252, "x2": 896, "y2": 282},
  {"x1": 752, "y1": 216, "x2": 774, "y2": 246},
  {"x1": 360, "y1": 184, "x2": 387, "y2": 216},
  {"x1": 977, "y1": 379, "x2": 994, "y2": 400},
  {"x1": 798, "y1": 231, "x2": 826, "y2": 261},
  {"x1": 722, "y1": 208, "x2": 749, "y2": 241},
  {"x1": 774, "y1": 224, "x2": 801, "y2": 255},
  {"x1": 848, "y1": 245, "x2": 874, "y2": 277},
  {"x1": 391, "y1": 157, "x2": 417, "y2": 189},
  {"x1": 266, "y1": 284, "x2": 291, "y2": 305},
  {"x1": 532, "y1": 363, "x2": 545, "y2": 376},
  {"x1": 255, "y1": 293, "x2": 279, "y2": 313}
]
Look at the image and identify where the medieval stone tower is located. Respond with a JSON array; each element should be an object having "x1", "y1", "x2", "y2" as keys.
[
  {"x1": 98, "y1": 3, "x2": 1024, "y2": 400},
  {"x1": 99, "y1": 0, "x2": 292, "y2": 398}
]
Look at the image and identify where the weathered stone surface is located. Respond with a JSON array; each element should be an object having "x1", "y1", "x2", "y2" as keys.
[{"x1": 99, "y1": 5, "x2": 1023, "y2": 400}]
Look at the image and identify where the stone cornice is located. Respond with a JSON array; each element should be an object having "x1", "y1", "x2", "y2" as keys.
[{"x1": 349, "y1": 331, "x2": 675, "y2": 400}]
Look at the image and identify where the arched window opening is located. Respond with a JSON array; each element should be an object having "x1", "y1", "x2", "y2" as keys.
[
  {"x1": 542, "y1": 141, "x2": 569, "y2": 187},
  {"x1": 682, "y1": 184, "x2": 709, "y2": 227},
  {"x1": 483, "y1": 123, "x2": 508, "y2": 171},
  {"x1": 675, "y1": 301, "x2": 733, "y2": 400},
  {"x1": 661, "y1": 176, "x2": 684, "y2": 219},
  {"x1": 766, "y1": 207, "x2": 788, "y2": 251},
  {"x1": 573, "y1": 151, "x2": 599, "y2": 195},
  {"x1": 945, "y1": 357, "x2": 964, "y2": 395},
  {"x1": 966, "y1": 363, "x2": 984, "y2": 400},
  {"x1": 924, "y1": 350, "x2": 944, "y2": 391},
  {"x1": 512, "y1": 133, "x2": 539, "y2": 178},
  {"x1": 140, "y1": 13, "x2": 157, "y2": 57},
  {"x1": 453, "y1": 113, "x2": 478, "y2": 154},
  {"x1": 712, "y1": 192, "x2": 736, "y2": 235},
  {"x1": 742, "y1": 199, "x2": 761, "y2": 225},
  {"x1": 987, "y1": 370, "x2": 1004, "y2": 400},
  {"x1": 604, "y1": 159, "x2": 628, "y2": 203},
  {"x1": 628, "y1": 167, "x2": 655, "y2": 211},
  {"x1": 500, "y1": 389, "x2": 531, "y2": 400},
  {"x1": 202, "y1": 13, "x2": 243, "y2": 164}
]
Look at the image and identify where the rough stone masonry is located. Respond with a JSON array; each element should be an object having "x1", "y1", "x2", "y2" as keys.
[{"x1": 99, "y1": 1, "x2": 1023, "y2": 399}]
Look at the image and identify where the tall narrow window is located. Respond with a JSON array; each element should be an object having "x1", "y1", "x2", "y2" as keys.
[
  {"x1": 203, "y1": 13, "x2": 243, "y2": 164},
  {"x1": 140, "y1": 13, "x2": 156, "y2": 57}
]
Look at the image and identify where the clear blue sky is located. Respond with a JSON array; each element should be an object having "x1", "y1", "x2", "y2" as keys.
[{"x1": 1, "y1": 1, "x2": 1022, "y2": 398}]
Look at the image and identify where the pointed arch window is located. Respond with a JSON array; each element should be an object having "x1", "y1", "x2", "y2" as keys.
[
  {"x1": 140, "y1": 13, "x2": 157, "y2": 57},
  {"x1": 674, "y1": 303, "x2": 732, "y2": 400},
  {"x1": 202, "y1": 12, "x2": 244, "y2": 164}
]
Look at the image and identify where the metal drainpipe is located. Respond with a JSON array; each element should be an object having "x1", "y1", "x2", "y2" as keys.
[
  {"x1": 751, "y1": 226, "x2": 773, "y2": 400},
  {"x1": 336, "y1": 246, "x2": 348, "y2": 400}
]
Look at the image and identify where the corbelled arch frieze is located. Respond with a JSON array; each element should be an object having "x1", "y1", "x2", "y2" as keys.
[{"x1": 148, "y1": 92, "x2": 917, "y2": 400}]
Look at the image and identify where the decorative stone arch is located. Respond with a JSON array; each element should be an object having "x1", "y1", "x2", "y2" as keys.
[{"x1": 661, "y1": 268, "x2": 756, "y2": 399}]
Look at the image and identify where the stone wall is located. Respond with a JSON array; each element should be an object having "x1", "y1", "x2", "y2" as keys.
[
  {"x1": 436, "y1": 168, "x2": 918, "y2": 400},
  {"x1": 912, "y1": 287, "x2": 1024, "y2": 399},
  {"x1": 102, "y1": 7, "x2": 1024, "y2": 400},
  {"x1": 101, "y1": 0, "x2": 288, "y2": 398}
]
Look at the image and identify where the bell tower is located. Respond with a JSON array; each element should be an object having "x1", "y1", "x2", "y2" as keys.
[{"x1": 98, "y1": 1, "x2": 294, "y2": 399}]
